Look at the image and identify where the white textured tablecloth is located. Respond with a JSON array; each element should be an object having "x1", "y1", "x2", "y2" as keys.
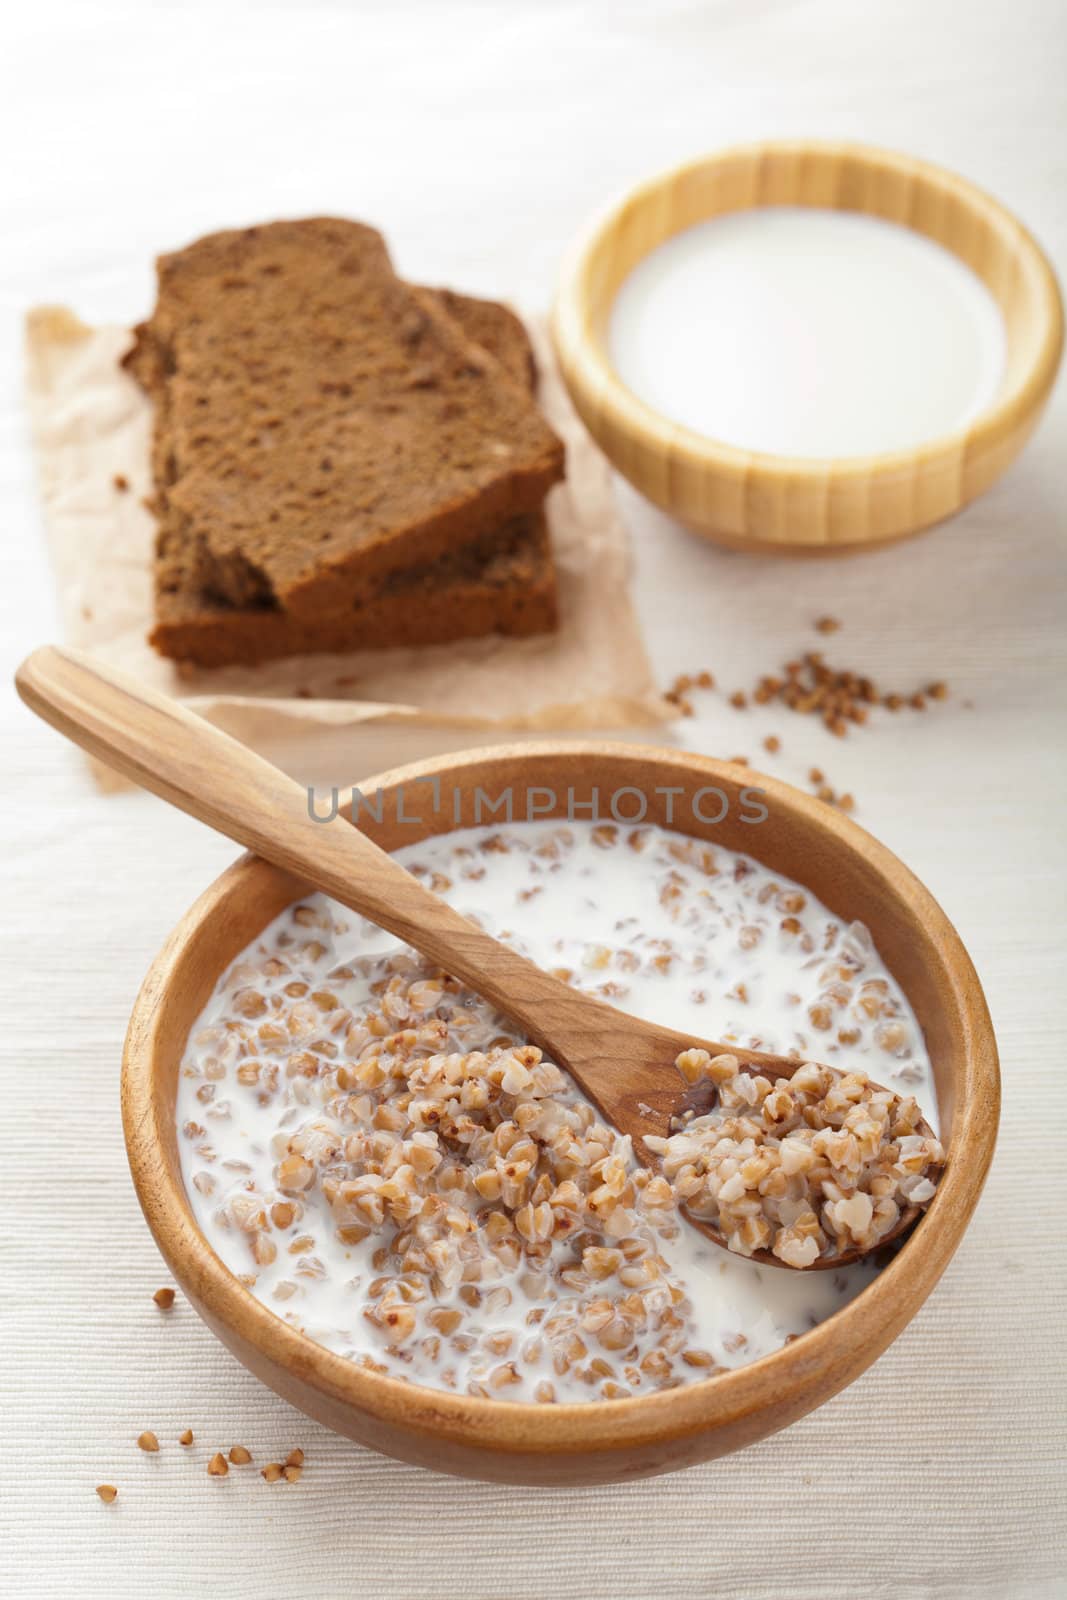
[{"x1": 2, "y1": 4, "x2": 1065, "y2": 1596}]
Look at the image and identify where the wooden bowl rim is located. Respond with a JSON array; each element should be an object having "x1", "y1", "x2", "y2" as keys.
[
  {"x1": 553, "y1": 137, "x2": 1064, "y2": 484},
  {"x1": 122, "y1": 741, "x2": 999, "y2": 1460}
]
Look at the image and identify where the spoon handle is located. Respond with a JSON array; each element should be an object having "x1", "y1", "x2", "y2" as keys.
[{"x1": 14, "y1": 646, "x2": 592, "y2": 1050}]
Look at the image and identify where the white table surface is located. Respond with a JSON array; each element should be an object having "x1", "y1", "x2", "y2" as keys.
[{"x1": 2, "y1": 4, "x2": 1065, "y2": 1597}]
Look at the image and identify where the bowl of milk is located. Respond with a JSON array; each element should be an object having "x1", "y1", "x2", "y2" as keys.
[{"x1": 553, "y1": 140, "x2": 1062, "y2": 553}]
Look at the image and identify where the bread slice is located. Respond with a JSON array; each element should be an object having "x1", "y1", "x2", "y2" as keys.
[
  {"x1": 125, "y1": 283, "x2": 544, "y2": 605},
  {"x1": 130, "y1": 219, "x2": 564, "y2": 620},
  {"x1": 151, "y1": 512, "x2": 557, "y2": 668},
  {"x1": 136, "y1": 282, "x2": 559, "y2": 667}
]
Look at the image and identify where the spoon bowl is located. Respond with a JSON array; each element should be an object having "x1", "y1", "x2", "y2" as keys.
[{"x1": 669, "y1": 1072, "x2": 939, "y2": 1269}]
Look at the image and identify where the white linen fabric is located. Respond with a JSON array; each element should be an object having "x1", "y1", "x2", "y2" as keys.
[{"x1": 1, "y1": 3, "x2": 1064, "y2": 1596}]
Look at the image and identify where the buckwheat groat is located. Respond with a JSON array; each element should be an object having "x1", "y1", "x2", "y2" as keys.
[{"x1": 178, "y1": 820, "x2": 937, "y2": 1403}]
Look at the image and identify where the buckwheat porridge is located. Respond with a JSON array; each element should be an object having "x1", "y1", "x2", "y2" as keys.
[{"x1": 178, "y1": 820, "x2": 942, "y2": 1404}]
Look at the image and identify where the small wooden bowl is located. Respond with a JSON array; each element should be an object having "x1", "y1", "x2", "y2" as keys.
[
  {"x1": 122, "y1": 743, "x2": 999, "y2": 1484},
  {"x1": 553, "y1": 140, "x2": 1063, "y2": 553}
]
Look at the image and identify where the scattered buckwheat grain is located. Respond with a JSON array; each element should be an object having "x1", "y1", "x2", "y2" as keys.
[
  {"x1": 137, "y1": 1432, "x2": 159, "y2": 1453},
  {"x1": 664, "y1": 654, "x2": 947, "y2": 738},
  {"x1": 665, "y1": 674, "x2": 696, "y2": 716},
  {"x1": 750, "y1": 652, "x2": 946, "y2": 735},
  {"x1": 152, "y1": 1287, "x2": 175, "y2": 1310},
  {"x1": 813, "y1": 780, "x2": 856, "y2": 812},
  {"x1": 96, "y1": 1485, "x2": 118, "y2": 1504}
]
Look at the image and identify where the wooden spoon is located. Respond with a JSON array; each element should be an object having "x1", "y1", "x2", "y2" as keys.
[{"x1": 16, "y1": 644, "x2": 934, "y2": 1269}]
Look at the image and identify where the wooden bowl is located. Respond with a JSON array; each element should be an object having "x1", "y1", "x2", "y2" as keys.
[
  {"x1": 122, "y1": 743, "x2": 999, "y2": 1483},
  {"x1": 553, "y1": 140, "x2": 1063, "y2": 553}
]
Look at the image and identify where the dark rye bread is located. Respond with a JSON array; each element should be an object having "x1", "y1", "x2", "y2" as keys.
[
  {"x1": 134, "y1": 282, "x2": 559, "y2": 667},
  {"x1": 151, "y1": 513, "x2": 557, "y2": 668},
  {"x1": 124, "y1": 284, "x2": 542, "y2": 601},
  {"x1": 125, "y1": 288, "x2": 534, "y2": 461},
  {"x1": 133, "y1": 218, "x2": 564, "y2": 620}
]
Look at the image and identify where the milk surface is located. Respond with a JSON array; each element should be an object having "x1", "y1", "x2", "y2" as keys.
[
  {"x1": 609, "y1": 207, "x2": 1006, "y2": 457},
  {"x1": 177, "y1": 821, "x2": 936, "y2": 1401}
]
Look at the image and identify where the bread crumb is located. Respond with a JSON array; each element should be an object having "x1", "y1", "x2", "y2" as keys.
[
  {"x1": 763, "y1": 735, "x2": 780, "y2": 754},
  {"x1": 814, "y1": 616, "x2": 840, "y2": 634},
  {"x1": 113, "y1": 473, "x2": 130, "y2": 492}
]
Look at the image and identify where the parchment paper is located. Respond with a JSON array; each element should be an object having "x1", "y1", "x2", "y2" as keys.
[{"x1": 23, "y1": 304, "x2": 671, "y2": 785}]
